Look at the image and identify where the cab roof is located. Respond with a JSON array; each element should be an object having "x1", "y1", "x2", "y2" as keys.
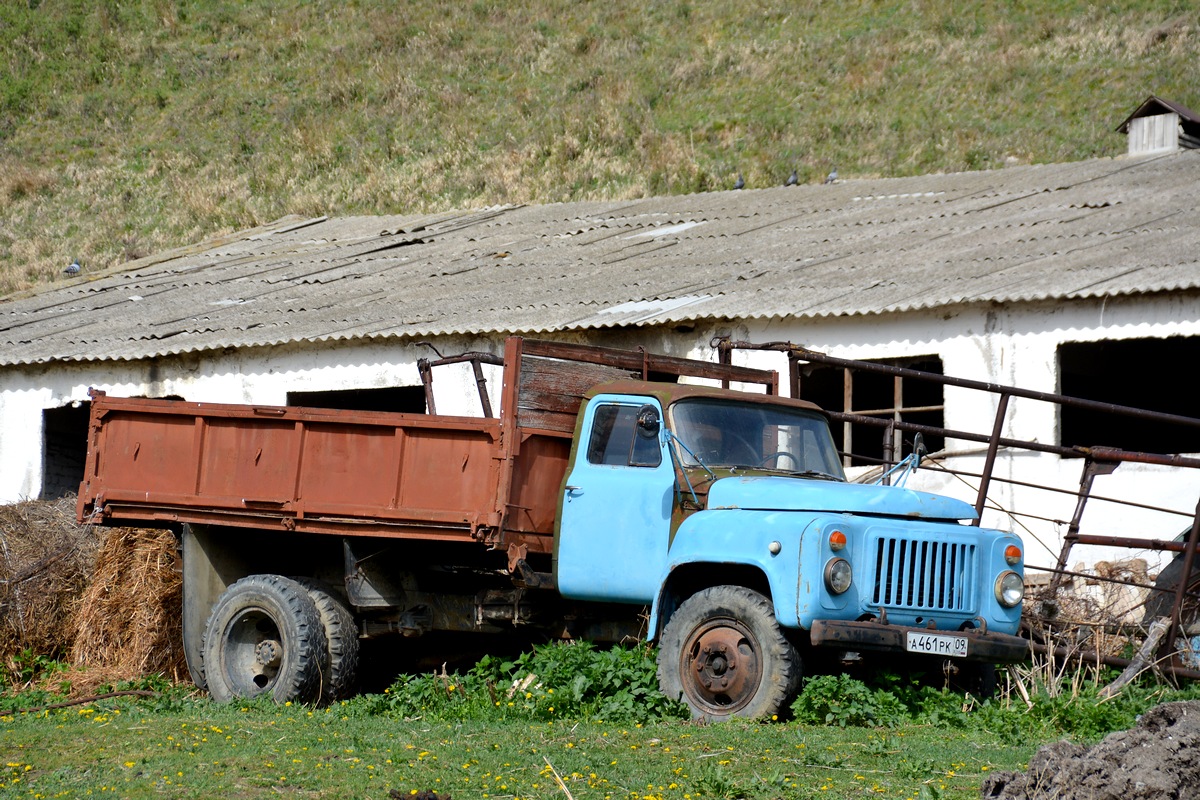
[{"x1": 585, "y1": 379, "x2": 826, "y2": 415}]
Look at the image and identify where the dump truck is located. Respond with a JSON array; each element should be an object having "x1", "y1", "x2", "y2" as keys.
[{"x1": 77, "y1": 337, "x2": 1027, "y2": 719}]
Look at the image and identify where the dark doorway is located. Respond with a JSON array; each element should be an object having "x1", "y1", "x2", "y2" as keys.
[
  {"x1": 287, "y1": 386, "x2": 426, "y2": 414},
  {"x1": 43, "y1": 402, "x2": 90, "y2": 499},
  {"x1": 1059, "y1": 337, "x2": 1200, "y2": 454}
]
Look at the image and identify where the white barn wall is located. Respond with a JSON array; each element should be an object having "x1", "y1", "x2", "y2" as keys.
[{"x1": 0, "y1": 383, "x2": 49, "y2": 500}]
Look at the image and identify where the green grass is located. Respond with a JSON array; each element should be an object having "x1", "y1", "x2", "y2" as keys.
[
  {"x1": 6, "y1": 641, "x2": 1200, "y2": 799},
  {"x1": 1, "y1": 1, "x2": 1195, "y2": 296},
  {"x1": 1, "y1": 695, "x2": 1044, "y2": 800}
]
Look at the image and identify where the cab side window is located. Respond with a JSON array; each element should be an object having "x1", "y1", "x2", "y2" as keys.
[{"x1": 586, "y1": 404, "x2": 662, "y2": 467}]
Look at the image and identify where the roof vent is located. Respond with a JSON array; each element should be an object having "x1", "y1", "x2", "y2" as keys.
[{"x1": 1116, "y1": 95, "x2": 1200, "y2": 155}]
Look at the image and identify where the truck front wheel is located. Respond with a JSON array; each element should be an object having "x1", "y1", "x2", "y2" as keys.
[
  {"x1": 657, "y1": 585, "x2": 801, "y2": 721},
  {"x1": 202, "y1": 575, "x2": 328, "y2": 704}
]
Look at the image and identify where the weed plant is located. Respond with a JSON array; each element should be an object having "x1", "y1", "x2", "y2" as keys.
[
  {"x1": 352, "y1": 640, "x2": 688, "y2": 723},
  {"x1": 8, "y1": 638, "x2": 1199, "y2": 743},
  {"x1": 1, "y1": 648, "x2": 67, "y2": 691},
  {"x1": 347, "y1": 637, "x2": 1200, "y2": 747},
  {"x1": 790, "y1": 659, "x2": 1200, "y2": 743}
]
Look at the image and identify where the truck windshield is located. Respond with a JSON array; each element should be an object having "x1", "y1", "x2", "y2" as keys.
[{"x1": 670, "y1": 398, "x2": 845, "y2": 479}]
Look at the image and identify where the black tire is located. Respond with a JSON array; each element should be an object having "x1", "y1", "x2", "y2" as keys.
[
  {"x1": 291, "y1": 578, "x2": 361, "y2": 703},
  {"x1": 201, "y1": 574, "x2": 327, "y2": 704},
  {"x1": 948, "y1": 661, "x2": 997, "y2": 700},
  {"x1": 1146, "y1": 565, "x2": 1200, "y2": 670},
  {"x1": 657, "y1": 585, "x2": 801, "y2": 721},
  {"x1": 1145, "y1": 556, "x2": 1198, "y2": 621},
  {"x1": 1143, "y1": 527, "x2": 1199, "y2": 624}
]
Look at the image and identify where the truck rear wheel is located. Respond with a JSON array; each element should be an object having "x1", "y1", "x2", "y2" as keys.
[
  {"x1": 291, "y1": 578, "x2": 361, "y2": 702},
  {"x1": 1146, "y1": 565, "x2": 1200, "y2": 670},
  {"x1": 657, "y1": 585, "x2": 801, "y2": 721},
  {"x1": 201, "y1": 575, "x2": 327, "y2": 704}
]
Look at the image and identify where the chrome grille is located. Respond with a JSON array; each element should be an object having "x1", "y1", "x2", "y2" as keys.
[{"x1": 870, "y1": 536, "x2": 976, "y2": 612}]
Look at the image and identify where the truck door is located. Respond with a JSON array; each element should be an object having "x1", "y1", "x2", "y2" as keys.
[{"x1": 555, "y1": 396, "x2": 674, "y2": 604}]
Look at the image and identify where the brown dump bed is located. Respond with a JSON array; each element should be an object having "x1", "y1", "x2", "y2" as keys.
[
  {"x1": 78, "y1": 337, "x2": 777, "y2": 553},
  {"x1": 78, "y1": 396, "x2": 511, "y2": 538}
]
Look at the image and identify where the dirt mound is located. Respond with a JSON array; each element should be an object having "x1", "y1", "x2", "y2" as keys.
[{"x1": 982, "y1": 701, "x2": 1200, "y2": 800}]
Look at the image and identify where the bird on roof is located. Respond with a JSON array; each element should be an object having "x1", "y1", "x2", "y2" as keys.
[
  {"x1": 64, "y1": 260, "x2": 81, "y2": 276},
  {"x1": 823, "y1": 166, "x2": 838, "y2": 184},
  {"x1": 733, "y1": 173, "x2": 745, "y2": 190},
  {"x1": 785, "y1": 169, "x2": 798, "y2": 187}
]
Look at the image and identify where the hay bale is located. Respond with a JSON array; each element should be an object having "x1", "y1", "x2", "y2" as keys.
[
  {"x1": 69, "y1": 525, "x2": 186, "y2": 684},
  {"x1": 0, "y1": 495, "x2": 100, "y2": 678},
  {"x1": 1, "y1": 495, "x2": 187, "y2": 693}
]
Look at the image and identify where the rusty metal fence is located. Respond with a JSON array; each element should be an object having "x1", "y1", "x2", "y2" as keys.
[{"x1": 715, "y1": 338, "x2": 1200, "y2": 680}]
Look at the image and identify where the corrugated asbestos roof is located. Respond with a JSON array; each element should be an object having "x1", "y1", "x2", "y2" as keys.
[{"x1": 3, "y1": 152, "x2": 1199, "y2": 366}]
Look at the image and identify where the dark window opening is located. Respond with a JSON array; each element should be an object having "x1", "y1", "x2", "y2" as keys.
[
  {"x1": 587, "y1": 404, "x2": 662, "y2": 467},
  {"x1": 43, "y1": 403, "x2": 90, "y2": 500},
  {"x1": 797, "y1": 356, "x2": 945, "y2": 467},
  {"x1": 1059, "y1": 338, "x2": 1200, "y2": 454},
  {"x1": 287, "y1": 386, "x2": 426, "y2": 414}
]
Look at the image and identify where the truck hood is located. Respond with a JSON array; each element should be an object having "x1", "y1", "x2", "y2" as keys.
[{"x1": 706, "y1": 475, "x2": 978, "y2": 521}]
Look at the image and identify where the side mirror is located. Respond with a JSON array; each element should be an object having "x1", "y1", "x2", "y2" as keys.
[{"x1": 636, "y1": 405, "x2": 660, "y2": 439}]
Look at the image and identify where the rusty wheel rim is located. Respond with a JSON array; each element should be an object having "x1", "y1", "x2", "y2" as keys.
[
  {"x1": 223, "y1": 608, "x2": 283, "y2": 696},
  {"x1": 679, "y1": 617, "x2": 762, "y2": 716}
]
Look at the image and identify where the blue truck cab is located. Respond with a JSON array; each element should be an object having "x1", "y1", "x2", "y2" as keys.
[{"x1": 555, "y1": 380, "x2": 1027, "y2": 720}]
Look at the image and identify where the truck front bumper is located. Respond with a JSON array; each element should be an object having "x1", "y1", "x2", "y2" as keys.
[{"x1": 809, "y1": 619, "x2": 1029, "y2": 663}]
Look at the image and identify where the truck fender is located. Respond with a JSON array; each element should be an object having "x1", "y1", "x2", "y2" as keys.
[
  {"x1": 647, "y1": 509, "x2": 809, "y2": 639},
  {"x1": 181, "y1": 524, "x2": 256, "y2": 688}
]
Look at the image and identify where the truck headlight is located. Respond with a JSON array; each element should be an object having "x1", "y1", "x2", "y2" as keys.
[
  {"x1": 995, "y1": 571, "x2": 1024, "y2": 608},
  {"x1": 824, "y1": 558, "x2": 852, "y2": 595}
]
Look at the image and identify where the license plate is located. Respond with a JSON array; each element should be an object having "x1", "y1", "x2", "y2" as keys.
[{"x1": 905, "y1": 631, "x2": 969, "y2": 658}]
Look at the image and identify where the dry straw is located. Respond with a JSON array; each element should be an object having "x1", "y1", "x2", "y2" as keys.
[
  {"x1": 0, "y1": 495, "x2": 98, "y2": 674},
  {"x1": 0, "y1": 495, "x2": 186, "y2": 693},
  {"x1": 70, "y1": 524, "x2": 186, "y2": 686}
]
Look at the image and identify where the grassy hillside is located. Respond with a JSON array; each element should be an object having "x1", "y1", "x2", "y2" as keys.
[{"x1": 1, "y1": 1, "x2": 1195, "y2": 296}]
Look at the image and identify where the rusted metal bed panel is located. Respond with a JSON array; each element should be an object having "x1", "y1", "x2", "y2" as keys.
[{"x1": 79, "y1": 392, "x2": 505, "y2": 540}]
